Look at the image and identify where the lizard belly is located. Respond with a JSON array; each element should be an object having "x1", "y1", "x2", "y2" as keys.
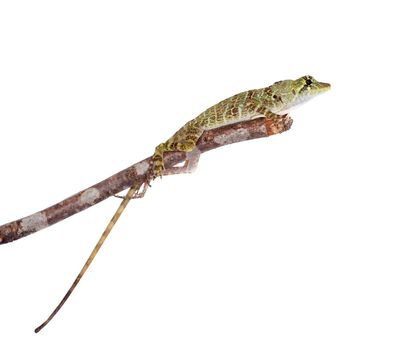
[{"x1": 201, "y1": 111, "x2": 261, "y2": 131}]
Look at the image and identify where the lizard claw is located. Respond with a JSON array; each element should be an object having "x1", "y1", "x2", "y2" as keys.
[{"x1": 113, "y1": 176, "x2": 151, "y2": 199}]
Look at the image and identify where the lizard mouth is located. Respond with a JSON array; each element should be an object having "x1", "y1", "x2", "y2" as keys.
[{"x1": 319, "y1": 82, "x2": 331, "y2": 91}]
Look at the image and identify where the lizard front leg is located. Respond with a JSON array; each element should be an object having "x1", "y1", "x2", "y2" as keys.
[{"x1": 151, "y1": 125, "x2": 203, "y2": 179}]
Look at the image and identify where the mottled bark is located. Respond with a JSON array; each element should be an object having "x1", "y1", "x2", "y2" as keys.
[{"x1": 0, "y1": 115, "x2": 292, "y2": 245}]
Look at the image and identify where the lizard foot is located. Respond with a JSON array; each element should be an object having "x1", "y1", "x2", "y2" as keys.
[{"x1": 114, "y1": 177, "x2": 151, "y2": 199}]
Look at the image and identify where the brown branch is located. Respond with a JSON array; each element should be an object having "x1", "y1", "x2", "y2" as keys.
[{"x1": 0, "y1": 115, "x2": 293, "y2": 245}]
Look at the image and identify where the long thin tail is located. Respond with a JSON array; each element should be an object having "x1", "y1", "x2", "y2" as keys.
[{"x1": 34, "y1": 181, "x2": 141, "y2": 333}]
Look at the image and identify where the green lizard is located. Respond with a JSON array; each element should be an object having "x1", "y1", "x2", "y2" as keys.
[
  {"x1": 151, "y1": 75, "x2": 330, "y2": 178},
  {"x1": 35, "y1": 75, "x2": 330, "y2": 332}
]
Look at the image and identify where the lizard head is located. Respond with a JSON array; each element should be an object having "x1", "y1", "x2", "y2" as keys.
[{"x1": 271, "y1": 75, "x2": 330, "y2": 113}]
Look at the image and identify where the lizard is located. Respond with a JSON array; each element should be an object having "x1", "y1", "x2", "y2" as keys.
[
  {"x1": 150, "y1": 75, "x2": 330, "y2": 178},
  {"x1": 35, "y1": 75, "x2": 330, "y2": 332}
]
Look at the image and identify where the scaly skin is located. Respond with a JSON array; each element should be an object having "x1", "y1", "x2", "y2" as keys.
[{"x1": 151, "y1": 75, "x2": 330, "y2": 178}]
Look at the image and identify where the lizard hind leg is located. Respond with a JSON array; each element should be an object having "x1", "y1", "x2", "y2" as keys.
[
  {"x1": 163, "y1": 146, "x2": 201, "y2": 176},
  {"x1": 151, "y1": 142, "x2": 167, "y2": 179},
  {"x1": 151, "y1": 126, "x2": 203, "y2": 178}
]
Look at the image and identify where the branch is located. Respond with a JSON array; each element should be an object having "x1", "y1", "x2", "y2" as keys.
[{"x1": 0, "y1": 115, "x2": 293, "y2": 245}]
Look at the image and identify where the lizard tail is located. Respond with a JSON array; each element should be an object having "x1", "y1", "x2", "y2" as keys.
[{"x1": 34, "y1": 182, "x2": 141, "y2": 333}]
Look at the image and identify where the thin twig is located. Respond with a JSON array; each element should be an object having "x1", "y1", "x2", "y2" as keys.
[{"x1": 0, "y1": 115, "x2": 292, "y2": 245}]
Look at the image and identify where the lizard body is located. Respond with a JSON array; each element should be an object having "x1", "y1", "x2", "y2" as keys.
[{"x1": 151, "y1": 75, "x2": 330, "y2": 178}]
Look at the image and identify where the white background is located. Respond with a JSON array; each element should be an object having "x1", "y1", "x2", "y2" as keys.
[{"x1": 0, "y1": 1, "x2": 408, "y2": 349}]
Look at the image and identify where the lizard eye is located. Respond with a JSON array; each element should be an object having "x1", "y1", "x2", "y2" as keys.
[{"x1": 305, "y1": 77, "x2": 313, "y2": 86}]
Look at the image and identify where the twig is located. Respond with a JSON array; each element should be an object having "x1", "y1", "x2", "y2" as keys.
[{"x1": 0, "y1": 115, "x2": 292, "y2": 245}]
